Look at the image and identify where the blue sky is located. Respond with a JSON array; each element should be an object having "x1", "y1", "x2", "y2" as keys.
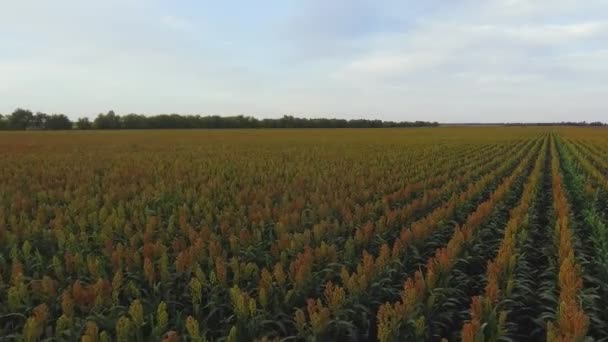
[{"x1": 1, "y1": 0, "x2": 607, "y2": 123}]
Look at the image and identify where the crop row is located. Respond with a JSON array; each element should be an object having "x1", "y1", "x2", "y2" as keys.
[{"x1": 2, "y1": 128, "x2": 608, "y2": 341}]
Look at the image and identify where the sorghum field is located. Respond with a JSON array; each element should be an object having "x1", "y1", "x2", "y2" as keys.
[{"x1": 1, "y1": 127, "x2": 607, "y2": 342}]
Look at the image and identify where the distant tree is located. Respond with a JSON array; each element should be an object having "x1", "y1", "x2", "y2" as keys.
[
  {"x1": 32, "y1": 112, "x2": 49, "y2": 129},
  {"x1": 94, "y1": 110, "x2": 121, "y2": 129},
  {"x1": 0, "y1": 114, "x2": 7, "y2": 130},
  {"x1": 8, "y1": 108, "x2": 34, "y2": 130},
  {"x1": 45, "y1": 114, "x2": 73, "y2": 130},
  {"x1": 121, "y1": 114, "x2": 149, "y2": 129},
  {"x1": 76, "y1": 117, "x2": 93, "y2": 129},
  {"x1": 5, "y1": 108, "x2": 440, "y2": 129}
]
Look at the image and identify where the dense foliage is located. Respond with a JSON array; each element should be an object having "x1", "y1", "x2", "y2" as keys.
[
  {"x1": 0, "y1": 109, "x2": 438, "y2": 130},
  {"x1": 0, "y1": 127, "x2": 606, "y2": 341}
]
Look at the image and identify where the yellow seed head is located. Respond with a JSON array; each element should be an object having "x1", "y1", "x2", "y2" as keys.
[
  {"x1": 157, "y1": 301, "x2": 169, "y2": 332},
  {"x1": 129, "y1": 299, "x2": 144, "y2": 328},
  {"x1": 185, "y1": 316, "x2": 200, "y2": 338},
  {"x1": 116, "y1": 316, "x2": 132, "y2": 342}
]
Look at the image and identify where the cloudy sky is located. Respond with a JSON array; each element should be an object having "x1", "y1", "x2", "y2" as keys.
[{"x1": 1, "y1": 0, "x2": 607, "y2": 122}]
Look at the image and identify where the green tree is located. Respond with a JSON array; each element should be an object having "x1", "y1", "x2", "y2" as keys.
[
  {"x1": 8, "y1": 108, "x2": 34, "y2": 130},
  {"x1": 33, "y1": 112, "x2": 49, "y2": 129},
  {"x1": 45, "y1": 114, "x2": 73, "y2": 130},
  {"x1": 76, "y1": 117, "x2": 93, "y2": 129},
  {"x1": 121, "y1": 114, "x2": 148, "y2": 129},
  {"x1": 0, "y1": 114, "x2": 7, "y2": 130},
  {"x1": 94, "y1": 110, "x2": 121, "y2": 129}
]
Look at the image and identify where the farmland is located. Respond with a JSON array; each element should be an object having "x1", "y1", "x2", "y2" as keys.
[{"x1": 1, "y1": 127, "x2": 607, "y2": 341}]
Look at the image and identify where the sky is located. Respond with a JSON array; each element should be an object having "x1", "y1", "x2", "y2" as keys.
[{"x1": 1, "y1": 0, "x2": 607, "y2": 123}]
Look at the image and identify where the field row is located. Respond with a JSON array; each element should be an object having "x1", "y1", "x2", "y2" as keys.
[{"x1": 0, "y1": 128, "x2": 607, "y2": 341}]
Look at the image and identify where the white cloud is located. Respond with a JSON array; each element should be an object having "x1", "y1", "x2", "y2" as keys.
[
  {"x1": 553, "y1": 49, "x2": 608, "y2": 73},
  {"x1": 160, "y1": 15, "x2": 193, "y2": 31},
  {"x1": 454, "y1": 71, "x2": 542, "y2": 85},
  {"x1": 331, "y1": 16, "x2": 607, "y2": 85},
  {"x1": 338, "y1": 53, "x2": 442, "y2": 77},
  {"x1": 476, "y1": 21, "x2": 608, "y2": 45}
]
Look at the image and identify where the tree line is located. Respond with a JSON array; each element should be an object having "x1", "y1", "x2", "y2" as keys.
[{"x1": 0, "y1": 109, "x2": 439, "y2": 130}]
